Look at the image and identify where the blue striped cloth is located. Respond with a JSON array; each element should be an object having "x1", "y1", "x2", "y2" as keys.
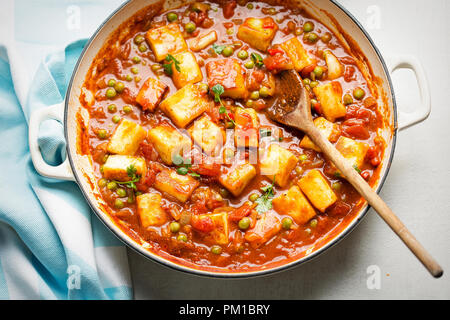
[{"x1": 0, "y1": 38, "x2": 132, "y2": 299}]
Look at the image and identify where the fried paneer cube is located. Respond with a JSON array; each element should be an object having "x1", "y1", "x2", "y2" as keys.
[
  {"x1": 136, "y1": 193, "x2": 168, "y2": 228},
  {"x1": 196, "y1": 212, "x2": 229, "y2": 245},
  {"x1": 171, "y1": 51, "x2": 203, "y2": 89},
  {"x1": 324, "y1": 50, "x2": 344, "y2": 80},
  {"x1": 102, "y1": 155, "x2": 146, "y2": 182},
  {"x1": 188, "y1": 30, "x2": 217, "y2": 52},
  {"x1": 259, "y1": 144, "x2": 298, "y2": 188},
  {"x1": 136, "y1": 77, "x2": 168, "y2": 111},
  {"x1": 206, "y1": 59, "x2": 247, "y2": 99},
  {"x1": 245, "y1": 211, "x2": 281, "y2": 247},
  {"x1": 107, "y1": 119, "x2": 147, "y2": 155},
  {"x1": 313, "y1": 82, "x2": 347, "y2": 122},
  {"x1": 159, "y1": 83, "x2": 211, "y2": 128},
  {"x1": 234, "y1": 108, "x2": 259, "y2": 148},
  {"x1": 299, "y1": 117, "x2": 340, "y2": 152},
  {"x1": 153, "y1": 169, "x2": 199, "y2": 203},
  {"x1": 219, "y1": 163, "x2": 256, "y2": 196},
  {"x1": 237, "y1": 17, "x2": 278, "y2": 52},
  {"x1": 147, "y1": 125, "x2": 191, "y2": 165},
  {"x1": 273, "y1": 186, "x2": 316, "y2": 225},
  {"x1": 145, "y1": 23, "x2": 187, "y2": 62},
  {"x1": 279, "y1": 37, "x2": 315, "y2": 72},
  {"x1": 188, "y1": 116, "x2": 225, "y2": 155},
  {"x1": 298, "y1": 169, "x2": 337, "y2": 213},
  {"x1": 336, "y1": 136, "x2": 369, "y2": 170}
]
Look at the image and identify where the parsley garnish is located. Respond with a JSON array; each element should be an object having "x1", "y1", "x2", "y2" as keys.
[
  {"x1": 212, "y1": 44, "x2": 226, "y2": 54},
  {"x1": 251, "y1": 52, "x2": 264, "y2": 68},
  {"x1": 163, "y1": 54, "x2": 181, "y2": 76},
  {"x1": 173, "y1": 155, "x2": 200, "y2": 178},
  {"x1": 211, "y1": 84, "x2": 235, "y2": 126},
  {"x1": 255, "y1": 177, "x2": 276, "y2": 214},
  {"x1": 112, "y1": 164, "x2": 141, "y2": 190},
  {"x1": 353, "y1": 165, "x2": 362, "y2": 174}
]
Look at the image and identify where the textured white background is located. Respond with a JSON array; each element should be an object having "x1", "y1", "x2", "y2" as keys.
[{"x1": 129, "y1": 0, "x2": 450, "y2": 299}]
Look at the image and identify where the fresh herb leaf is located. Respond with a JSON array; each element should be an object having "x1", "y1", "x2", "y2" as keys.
[
  {"x1": 211, "y1": 84, "x2": 235, "y2": 126},
  {"x1": 255, "y1": 177, "x2": 276, "y2": 214},
  {"x1": 212, "y1": 44, "x2": 226, "y2": 54},
  {"x1": 334, "y1": 172, "x2": 342, "y2": 179},
  {"x1": 112, "y1": 165, "x2": 140, "y2": 190},
  {"x1": 127, "y1": 164, "x2": 137, "y2": 178},
  {"x1": 173, "y1": 156, "x2": 201, "y2": 179},
  {"x1": 189, "y1": 172, "x2": 201, "y2": 178},
  {"x1": 251, "y1": 52, "x2": 264, "y2": 67},
  {"x1": 163, "y1": 54, "x2": 181, "y2": 75},
  {"x1": 219, "y1": 105, "x2": 227, "y2": 114},
  {"x1": 353, "y1": 165, "x2": 361, "y2": 173}
]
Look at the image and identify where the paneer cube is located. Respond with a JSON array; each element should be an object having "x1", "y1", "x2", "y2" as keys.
[
  {"x1": 153, "y1": 169, "x2": 199, "y2": 203},
  {"x1": 313, "y1": 82, "x2": 347, "y2": 122},
  {"x1": 136, "y1": 193, "x2": 168, "y2": 228},
  {"x1": 171, "y1": 51, "x2": 203, "y2": 89},
  {"x1": 299, "y1": 117, "x2": 340, "y2": 152},
  {"x1": 234, "y1": 108, "x2": 259, "y2": 148},
  {"x1": 336, "y1": 137, "x2": 369, "y2": 170},
  {"x1": 188, "y1": 116, "x2": 225, "y2": 155},
  {"x1": 196, "y1": 212, "x2": 229, "y2": 245},
  {"x1": 298, "y1": 169, "x2": 337, "y2": 212},
  {"x1": 107, "y1": 119, "x2": 147, "y2": 155},
  {"x1": 206, "y1": 59, "x2": 247, "y2": 99},
  {"x1": 102, "y1": 155, "x2": 146, "y2": 182},
  {"x1": 280, "y1": 37, "x2": 316, "y2": 72},
  {"x1": 136, "y1": 77, "x2": 168, "y2": 111},
  {"x1": 147, "y1": 125, "x2": 191, "y2": 165},
  {"x1": 188, "y1": 30, "x2": 217, "y2": 52},
  {"x1": 159, "y1": 83, "x2": 211, "y2": 128},
  {"x1": 259, "y1": 144, "x2": 298, "y2": 188},
  {"x1": 145, "y1": 23, "x2": 187, "y2": 62},
  {"x1": 272, "y1": 186, "x2": 316, "y2": 225},
  {"x1": 324, "y1": 50, "x2": 344, "y2": 80},
  {"x1": 219, "y1": 163, "x2": 256, "y2": 196},
  {"x1": 245, "y1": 211, "x2": 281, "y2": 247},
  {"x1": 237, "y1": 17, "x2": 278, "y2": 52}
]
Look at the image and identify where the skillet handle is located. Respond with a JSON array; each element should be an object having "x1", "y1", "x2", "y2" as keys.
[
  {"x1": 28, "y1": 102, "x2": 75, "y2": 181},
  {"x1": 387, "y1": 55, "x2": 431, "y2": 130}
]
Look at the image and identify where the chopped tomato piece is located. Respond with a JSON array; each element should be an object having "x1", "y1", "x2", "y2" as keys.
[
  {"x1": 223, "y1": 1, "x2": 237, "y2": 19},
  {"x1": 301, "y1": 63, "x2": 317, "y2": 78},
  {"x1": 263, "y1": 52, "x2": 293, "y2": 74},
  {"x1": 327, "y1": 201, "x2": 351, "y2": 217},
  {"x1": 191, "y1": 162, "x2": 221, "y2": 176},
  {"x1": 229, "y1": 203, "x2": 253, "y2": 222},
  {"x1": 191, "y1": 215, "x2": 215, "y2": 233},
  {"x1": 268, "y1": 48, "x2": 284, "y2": 56},
  {"x1": 342, "y1": 124, "x2": 370, "y2": 140}
]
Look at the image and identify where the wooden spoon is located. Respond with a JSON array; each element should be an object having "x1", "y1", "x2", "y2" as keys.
[{"x1": 267, "y1": 69, "x2": 443, "y2": 278}]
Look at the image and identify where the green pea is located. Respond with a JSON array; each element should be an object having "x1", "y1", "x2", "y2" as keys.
[
  {"x1": 238, "y1": 217, "x2": 251, "y2": 230},
  {"x1": 249, "y1": 193, "x2": 259, "y2": 202},
  {"x1": 123, "y1": 105, "x2": 132, "y2": 113},
  {"x1": 310, "y1": 81, "x2": 319, "y2": 88},
  {"x1": 247, "y1": 3, "x2": 254, "y2": 9},
  {"x1": 222, "y1": 46, "x2": 234, "y2": 57},
  {"x1": 282, "y1": 217, "x2": 293, "y2": 230},
  {"x1": 185, "y1": 22, "x2": 196, "y2": 33},
  {"x1": 100, "y1": 165, "x2": 104, "y2": 175},
  {"x1": 219, "y1": 188, "x2": 229, "y2": 198},
  {"x1": 332, "y1": 182, "x2": 342, "y2": 191},
  {"x1": 138, "y1": 44, "x2": 147, "y2": 52},
  {"x1": 114, "y1": 199, "x2": 125, "y2": 209},
  {"x1": 107, "y1": 104, "x2": 117, "y2": 113},
  {"x1": 151, "y1": 64, "x2": 161, "y2": 72},
  {"x1": 238, "y1": 50, "x2": 248, "y2": 60},
  {"x1": 313, "y1": 66, "x2": 324, "y2": 78},
  {"x1": 134, "y1": 35, "x2": 145, "y2": 45},
  {"x1": 321, "y1": 32, "x2": 332, "y2": 43},
  {"x1": 107, "y1": 181, "x2": 117, "y2": 191},
  {"x1": 353, "y1": 87, "x2": 366, "y2": 100},
  {"x1": 177, "y1": 167, "x2": 189, "y2": 175},
  {"x1": 97, "y1": 129, "x2": 108, "y2": 139},
  {"x1": 112, "y1": 115, "x2": 121, "y2": 124},
  {"x1": 226, "y1": 28, "x2": 234, "y2": 35},
  {"x1": 116, "y1": 188, "x2": 127, "y2": 197},
  {"x1": 125, "y1": 75, "x2": 133, "y2": 82},
  {"x1": 135, "y1": 76, "x2": 141, "y2": 83},
  {"x1": 167, "y1": 12, "x2": 178, "y2": 22},
  {"x1": 98, "y1": 178, "x2": 108, "y2": 188},
  {"x1": 310, "y1": 219, "x2": 318, "y2": 228},
  {"x1": 107, "y1": 79, "x2": 116, "y2": 87},
  {"x1": 211, "y1": 245, "x2": 222, "y2": 255},
  {"x1": 299, "y1": 154, "x2": 308, "y2": 161},
  {"x1": 343, "y1": 94, "x2": 354, "y2": 105},
  {"x1": 131, "y1": 67, "x2": 139, "y2": 74},
  {"x1": 226, "y1": 121, "x2": 234, "y2": 129},
  {"x1": 114, "y1": 82, "x2": 125, "y2": 93},
  {"x1": 267, "y1": 8, "x2": 276, "y2": 15},
  {"x1": 304, "y1": 32, "x2": 319, "y2": 43},
  {"x1": 246, "y1": 99, "x2": 254, "y2": 107},
  {"x1": 177, "y1": 233, "x2": 188, "y2": 242},
  {"x1": 105, "y1": 88, "x2": 117, "y2": 99},
  {"x1": 198, "y1": 83, "x2": 209, "y2": 93},
  {"x1": 250, "y1": 91, "x2": 260, "y2": 100},
  {"x1": 127, "y1": 195, "x2": 135, "y2": 204},
  {"x1": 244, "y1": 60, "x2": 254, "y2": 69},
  {"x1": 303, "y1": 21, "x2": 314, "y2": 33},
  {"x1": 169, "y1": 221, "x2": 181, "y2": 233},
  {"x1": 132, "y1": 56, "x2": 141, "y2": 64},
  {"x1": 303, "y1": 78, "x2": 311, "y2": 86},
  {"x1": 259, "y1": 86, "x2": 270, "y2": 98}
]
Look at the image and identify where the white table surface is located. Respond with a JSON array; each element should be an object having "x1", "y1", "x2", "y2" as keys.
[
  {"x1": 128, "y1": 0, "x2": 450, "y2": 300},
  {"x1": 6, "y1": 0, "x2": 449, "y2": 299}
]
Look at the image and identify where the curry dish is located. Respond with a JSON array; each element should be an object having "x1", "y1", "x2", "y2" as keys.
[{"x1": 80, "y1": 1, "x2": 385, "y2": 272}]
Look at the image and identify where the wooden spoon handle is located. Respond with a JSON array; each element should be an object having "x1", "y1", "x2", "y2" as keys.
[{"x1": 306, "y1": 125, "x2": 443, "y2": 278}]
